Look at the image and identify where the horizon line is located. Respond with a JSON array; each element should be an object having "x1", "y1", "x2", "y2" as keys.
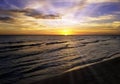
[{"x1": 0, "y1": 34, "x2": 120, "y2": 36}]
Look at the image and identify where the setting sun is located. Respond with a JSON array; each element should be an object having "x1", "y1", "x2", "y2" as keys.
[{"x1": 60, "y1": 29, "x2": 72, "y2": 35}]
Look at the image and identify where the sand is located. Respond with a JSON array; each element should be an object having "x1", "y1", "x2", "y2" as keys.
[{"x1": 32, "y1": 57, "x2": 120, "y2": 84}]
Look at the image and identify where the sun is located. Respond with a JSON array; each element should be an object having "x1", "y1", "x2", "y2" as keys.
[{"x1": 60, "y1": 29, "x2": 72, "y2": 36}]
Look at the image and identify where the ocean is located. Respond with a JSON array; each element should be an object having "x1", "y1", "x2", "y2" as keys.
[{"x1": 0, "y1": 35, "x2": 120, "y2": 84}]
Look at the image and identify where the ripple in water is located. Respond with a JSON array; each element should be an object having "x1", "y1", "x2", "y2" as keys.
[{"x1": 0, "y1": 35, "x2": 120, "y2": 84}]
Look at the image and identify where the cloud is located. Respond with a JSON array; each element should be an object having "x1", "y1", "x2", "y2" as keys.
[
  {"x1": 0, "y1": 8, "x2": 46, "y2": 31},
  {"x1": 0, "y1": 0, "x2": 120, "y2": 35},
  {"x1": 0, "y1": 8, "x2": 61, "y2": 20},
  {"x1": 87, "y1": 0, "x2": 120, "y2": 3},
  {"x1": 75, "y1": 20, "x2": 120, "y2": 31},
  {"x1": 3, "y1": 0, "x2": 119, "y2": 20},
  {"x1": 57, "y1": 0, "x2": 88, "y2": 14},
  {"x1": 0, "y1": 17, "x2": 13, "y2": 21},
  {"x1": 31, "y1": 14, "x2": 61, "y2": 19},
  {"x1": 87, "y1": 15, "x2": 114, "y2": 20},
  {"x1": 25, "y1": 11, "x2": 61, "y2": 19},
  {"x1": 112, "y1": 21, "x2": 120, "y2": 29},
  {"x1": 0, "y1": 16, "x2": 14, "y2": 23},
  {"x1": 83, "y1": 15, "x2": 117, "y2": 22}
]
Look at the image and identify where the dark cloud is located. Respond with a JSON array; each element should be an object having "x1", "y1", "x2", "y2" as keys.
[
  {"x1": 0, "y1": 8, "x2": 61, "y2": 19},
  {"x1": 15, "y1": 8, "x2": 61, "y2": 19},
  {"x1": 26, "y1": 13, "x2": 61, "y2": 19},
  {"x1": 0, "y1": 16, "x2": 14, "y2": 23}
]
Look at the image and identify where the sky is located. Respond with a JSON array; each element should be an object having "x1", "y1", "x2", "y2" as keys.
[{"x1": 0, "y1": 0, "x2": 120, "y2": 35}]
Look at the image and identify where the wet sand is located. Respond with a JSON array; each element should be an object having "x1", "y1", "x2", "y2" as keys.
[{"x1": 33, "y1": 57, "x2": 120, "y2": 84}]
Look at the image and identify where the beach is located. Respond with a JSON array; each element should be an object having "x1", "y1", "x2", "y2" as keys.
[{"x1": 34, "y1": 57, "x2": 120, "y2": 84}]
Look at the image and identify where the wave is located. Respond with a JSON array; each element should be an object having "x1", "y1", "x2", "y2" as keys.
[
  {"x1": 0, "y1": 35, "x2": 120, "y2": 84},
  {"x1": 81, "y1": 40, "x2": 100, "y2": 44},
  {"x1": 0, "y1": 43, "x2": 43, "y2": 53},
  {"x1": 0, "y1": 41, "x2": 26, "y2": 44},
  {"x1": 45, "y1": 41, "x2": 67, "y2": 45},
  {"x1": 0, "y1": 44, "x2": 70, "y2": 60},
  {"x1": 0, "y1": 43, "x2": 43, "y2": 49}
]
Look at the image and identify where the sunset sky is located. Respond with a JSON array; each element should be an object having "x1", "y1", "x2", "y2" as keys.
[{"x1": 0, "y1": 0, "x2": 120, "y2": 35}]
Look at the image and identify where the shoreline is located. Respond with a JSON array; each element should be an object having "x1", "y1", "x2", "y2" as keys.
[{"x1": 32, "y1": 57, "x2": 120, "y2": 84}]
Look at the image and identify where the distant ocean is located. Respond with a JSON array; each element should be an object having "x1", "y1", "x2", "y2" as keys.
[{"x1": 0, "y1": 35, "x2": 120, "y2": 84}]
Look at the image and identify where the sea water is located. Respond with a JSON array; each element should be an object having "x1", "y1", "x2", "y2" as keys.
[{"x1": 0, "y1": 35, "x2": 120, "y2": 84}]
